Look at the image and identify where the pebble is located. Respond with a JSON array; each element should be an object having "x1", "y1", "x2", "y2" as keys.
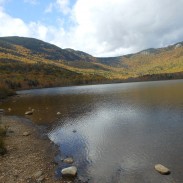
[
  {"x1": 23, "y1": 132, "x2": 30, "y2": 136},
  {"x1": 36, "y1": 175, "x2": 45, "y2": 183},
  {"x1": 0, "y1": 109, "x2": 4, "y2": 113},
  {"x1": 61, "y1": 166, "x2": 77, "y2": 177},
  {"x1": 33, "y1": 170, "x2": 43, "y2": 179},
  {"x1": 155, "y1": 164, "x2": 170, "y2": 175},
  {"x1": 63, "y1": 157, "x2": 74, "y2": 164},
  {"x1": 25, "y1": 111, "x2": 33, "y2": 115}
]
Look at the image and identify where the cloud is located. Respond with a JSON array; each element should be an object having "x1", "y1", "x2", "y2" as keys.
[
  {"x1": 69, "y1": 0, "x2": 183, "y2": 56},
  {"x1": 0, "y1": 9, "x2": 30, "y2": 36},
  {"x1": 0, "y1": 0, "x2": 183, "y2": 57},
  {"x1": 0, "y1": 8, "x2": 56, "y2": 41},
  {"x1": 45, "y1": 0, "x2": 71, "y2": 15},
  {"x1": 56, "y1": 0, "x2": 71, "y2": 15}
]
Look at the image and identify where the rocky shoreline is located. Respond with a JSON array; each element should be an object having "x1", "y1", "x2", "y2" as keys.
[{"x1": 0, "y1": 115, "x2": 61, "y2": 183}]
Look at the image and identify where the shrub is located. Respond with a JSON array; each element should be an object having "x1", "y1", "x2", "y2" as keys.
[{"x1": 0, "y1": 84, "x2": 15, "y2": 99}]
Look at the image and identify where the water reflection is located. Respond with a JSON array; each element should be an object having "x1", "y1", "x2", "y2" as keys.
[{"x1": 0, "y1": 80, "x2": 183, "y2": 182}]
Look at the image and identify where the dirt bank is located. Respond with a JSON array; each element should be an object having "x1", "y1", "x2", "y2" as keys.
[{"x1": 0, "y1": 116, "x2": 60, "y2": 183}]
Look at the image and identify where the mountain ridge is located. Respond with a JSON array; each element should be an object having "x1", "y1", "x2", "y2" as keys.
[{"x1": 0, "y1": 36, "x2": 182, "y2": 91}]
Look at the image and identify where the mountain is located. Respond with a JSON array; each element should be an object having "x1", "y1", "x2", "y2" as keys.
[{"x1": 0, "y1": 36, "x2": 182, "y2": 91}]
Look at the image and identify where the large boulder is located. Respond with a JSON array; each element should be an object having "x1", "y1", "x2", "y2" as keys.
[
  {"x1": 155, "y1": 164, "x2": 170, "y2": 175},
  {"x1": 61, "y1": 166, "x2": 77, "y2": 177}
]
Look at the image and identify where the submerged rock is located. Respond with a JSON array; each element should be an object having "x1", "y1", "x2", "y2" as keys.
[
  {"x1": 61, "y1": 166, "x2": 77, "y2": 176},
  {"x1": 63, "y1": 157, "x2": 74, "y2": 164},
  {"x1": 155, "y1": 164, "x2": 170, "y2": 175},
  {"x1": 25, "y1": 110, "x2": 33, "y2": 115}
]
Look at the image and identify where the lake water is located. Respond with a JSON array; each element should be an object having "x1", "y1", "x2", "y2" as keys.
[{"x1": 1, "y1": 80, "x2": 183, "y2": 183}]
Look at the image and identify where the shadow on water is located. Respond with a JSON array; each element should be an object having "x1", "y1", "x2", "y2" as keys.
[{"x1": 0, "y1": 80, "x2": 183, "y2": 182}]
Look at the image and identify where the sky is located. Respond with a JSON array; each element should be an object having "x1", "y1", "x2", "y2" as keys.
[{"x1": 0, "y1": 0, "x2": 183, "y2": 57}]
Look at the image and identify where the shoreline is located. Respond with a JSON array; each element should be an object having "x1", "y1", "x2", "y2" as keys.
[
  {"x1": 0, "y1": 115, "x2": 60, "y2": 183},
  {"x1": 15, "y1": 78, "x2": 183, "y2": 94},
  {"x1": 13, "y1": 77, "x2": 183, "y2": 93}
]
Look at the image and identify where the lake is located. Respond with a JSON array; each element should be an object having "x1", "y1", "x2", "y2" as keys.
[{"x1": 1, "y1": 79, "x2": 183, "y2": 183}]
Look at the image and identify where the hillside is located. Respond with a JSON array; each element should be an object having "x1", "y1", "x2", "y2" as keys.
[{"x1": 0, "y1": 36, "x2": 183, "y2": 93}]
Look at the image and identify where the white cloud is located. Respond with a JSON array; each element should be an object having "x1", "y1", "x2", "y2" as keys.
[
  {"x1": 68, "y1": 0, "x2": 183, "y2": 56},
  {"x1": 45, "y1": 0, "x2": 71, "y2": 15},
  {"x1": 0, "y1": 8, "x2": 56, "y2": 41},
  {"x1": 0, "y1": 0, "x2": 183, "y2": 57},
  {"x1": 56, "y1": 0, "x2": 71, "y2": 15},
  {"x1": 0, "y1": 10, "x2": 30, "y2": 36}
]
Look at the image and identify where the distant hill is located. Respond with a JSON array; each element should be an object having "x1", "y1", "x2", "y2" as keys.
[{"x1": 0, "y1": 36, "x2": 182, "y2": 91}]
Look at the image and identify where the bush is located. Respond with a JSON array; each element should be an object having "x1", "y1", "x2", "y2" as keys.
[{"x1": 0, "y1": 85, "x2": 15, "y2": 99}]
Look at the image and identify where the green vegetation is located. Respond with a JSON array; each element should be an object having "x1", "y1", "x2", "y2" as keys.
[
  {"x1": 0, "y1": 36, "x2": 182, "y2": 92},
  {"x1": 0, "y1": 83, "x2": 15, "y2": 100}
]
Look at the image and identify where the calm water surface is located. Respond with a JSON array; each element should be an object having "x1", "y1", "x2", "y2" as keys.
[{"x1": 1, "y1": 80, "x2": 183, "y2": 183}]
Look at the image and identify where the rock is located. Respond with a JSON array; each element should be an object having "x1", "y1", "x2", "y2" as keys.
[
  {"x1": 155, "y1": 164, "x2": 170, "y2": 175},
  {"x1": 0, "y1": 147, "x2": 7, "y2": 155},
  {"x1": 63, "y1": 157, "x2": 74, "y2": 164},
  {"x1": 23, "y1": 132, "x2": 30, "y2": 136},
  {"x1": 57, "y1": 112, "x2": 61, "y2": 115},
  {"x1": 25, "y1": 110, "x2": 33, "y2": 115},
  {"x1": 6, "y1": 128, "x2": 14, "y2": 136},
  {"x1": 175, "y1": 44, "x2": 182, "y2": 49},
  {"x1": 36, "y1": 175, "x2": 45, "y2": 183},
  {"x1": 33, "y1": 171, "x2": 44, "y2": 182},
  {"x1": 0, "y1": 109, "x2": 4, "y2": 113},
  {"x1": 33, "y1": 170, "x2": 43, "y2": 179},
  {"x1": 61, "y1": 166, "x2": 77, "y2": 177}
]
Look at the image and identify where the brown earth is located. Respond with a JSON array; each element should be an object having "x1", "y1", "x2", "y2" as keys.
[{"x1": 0, "y1": 116, "x2": 63, "y2": 183}]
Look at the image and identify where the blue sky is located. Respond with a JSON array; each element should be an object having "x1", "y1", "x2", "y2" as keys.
[
  {"x1": 4, "y1": 0, "x2": 76, "y2": 29},
  {"x1": 0, "y1": 0, "x2": 183, "y2": 57}
]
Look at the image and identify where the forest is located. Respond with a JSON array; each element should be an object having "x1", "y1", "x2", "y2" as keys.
[{"x1": 0, "y1": 36, "x2": 183, "y2": 99}]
